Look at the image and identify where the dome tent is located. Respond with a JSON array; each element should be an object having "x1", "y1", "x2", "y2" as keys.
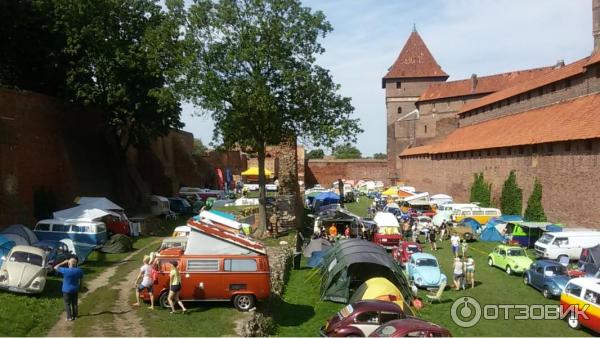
[{"x1": 1, "y1": 224, "x2": 38, "y2": 245}]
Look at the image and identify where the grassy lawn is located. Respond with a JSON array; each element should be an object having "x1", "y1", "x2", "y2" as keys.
[{"x1": 272, "y1": 199, "x2": 594, "y2": 337}]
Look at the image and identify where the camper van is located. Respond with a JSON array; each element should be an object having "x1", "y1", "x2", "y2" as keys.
[
  {"x1": 34, "y1": 220, "x2": 108, "y2": 247},
  {"x1": 451, "y1": 207, "x2": 501, "y2": 225},
  {"x1": 535, "y1": 231, "x2": 600, "y2": 260},
  {"x1": 560, "y1": 277, "x2": 600, "y2": 333},
  {"x1": 150, "y1": 195, "x2": 170, "y2": 216},
  {"x1": 432, "y1": 203, "x2": 479, "y2": 226},
  {"x1": 143, "y1": 219, "x2": 270, "y2": 311}
]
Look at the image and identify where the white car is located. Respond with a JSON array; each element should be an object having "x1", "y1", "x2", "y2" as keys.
[
  {"x1": 0, "y1": 245, "x2": 48, "y2": 294},
  {"x1": 244, "y1": 183, "x2": 259, "y2": 191},
  {"x1": 265, "y1": 183, "x2": 278, "y2": 191}
]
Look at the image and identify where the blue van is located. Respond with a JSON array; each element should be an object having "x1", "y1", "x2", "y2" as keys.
[{"x1": 34, "y1": 219, "x2": 108, "y2": 247}]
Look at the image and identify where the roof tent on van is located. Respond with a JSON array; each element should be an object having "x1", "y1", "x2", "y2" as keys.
[{"x1": 186, "y1": 219, "x2": 266, "y2": 255}]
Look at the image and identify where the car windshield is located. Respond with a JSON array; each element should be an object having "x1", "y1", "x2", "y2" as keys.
[
  {"x1": 406, "y1": 245, "x2": 420, "y2": 253},
  {"x1": 537, "y1": 234, "x2": 553, "y2": 244},
  {"x1": 9, "y1": 251, "x2": 43, "y2": 266},
  {"x1": 416, "y1": 258, "x2": 438, "y2": 267},
  {"x1": 546, "y1": 265, "x2": 567, "y2": 276},
  {"x1": 508, "y1": 249, "x2": 526, "y2": 256}
]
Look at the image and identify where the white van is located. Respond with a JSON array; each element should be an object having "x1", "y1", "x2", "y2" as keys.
[
  {"x1": 535, "y1": 231, "x2": 600, "y2": 260},
  {"x1": 150, "y1": 195, "x2": 170, "y2": 216}
]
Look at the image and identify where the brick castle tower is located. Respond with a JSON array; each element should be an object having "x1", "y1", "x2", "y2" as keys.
[{"x1": 382, "y1": 29, "x2": 448, "y2": 184}]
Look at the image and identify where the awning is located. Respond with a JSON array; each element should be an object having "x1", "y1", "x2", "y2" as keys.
[
  {"x1": 241, "y1": 167, "x2": 273, "y2": 177},
  {"x1": 53, "y1": 205, "x2": 115, "y2": 222}
]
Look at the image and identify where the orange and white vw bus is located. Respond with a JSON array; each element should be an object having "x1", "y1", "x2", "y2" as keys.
[{"x1": 560, "y1": 277, "x2": 600, "y2": 333}]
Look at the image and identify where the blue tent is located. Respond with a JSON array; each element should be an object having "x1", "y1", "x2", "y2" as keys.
[
  {"x1": 479, "y1": 224, "x2": 504, "y2": 242},
  {"x1": 497, "y1": 215, "x2": 523, "y2": 222},
  {"x1": 0, "y1": 235, "x2": 15, "y2": 258},
  {"x1": 306, "y1": 251, "x2": 326, "y2": 268},
  {"x1": 460, "y1": 218, "x2": 481, "y2": 233},
  {"x1": 313, "y1": 192, "x2": 340, "y2": 210}
]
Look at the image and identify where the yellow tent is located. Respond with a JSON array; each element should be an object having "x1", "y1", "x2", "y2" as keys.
[
  {"x1": 382, "y1": 187, "x2": 398, "y2": 196},
  {"x1": 348, "y1": 277, "x2": 406, "y2": 309},
  {"x1": 241, "y1": 167, "x2": 273, "y2": 177}
]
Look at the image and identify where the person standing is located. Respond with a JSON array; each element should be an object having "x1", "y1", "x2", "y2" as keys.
[
  {"x1": 133, "y1": 256, "x2": 155, "y2": 309},
  {"x1": 338, "y1": 179, "x2": 344, "y2": 207},
  {"x1": 344, "y1": 225, "x2": 351, "y2": 238},
  {"x1": 328, "y1": 223, "x2": 338, "y2": 240},
  {"x1": 428, "y1": 228, "x2": 437, "y2": 251},
  {"x1": 55, "y1": 258, "x2": 84, "y2": 321},
  {"x1": 450, "y1": 234, "x2": 460, "y2": 257},
  {"x1": 411, "y1": 223, "x2": 418, "y2": 242},
  {"x1": 465, "y1": 255, "x2": 476, "y2": 288},
  {"x1": 168, "y1": 261, "x2": 187, "y2": 314},
  {"x1": 461, "y1": 240, "x2": 469, "y2": 258},
  {"x1": 439, "y1": 220, "x2": 447, "y2": 242}
]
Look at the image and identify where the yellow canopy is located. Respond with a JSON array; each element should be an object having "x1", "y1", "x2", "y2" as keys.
[
  {"x1": 382, "y1": 187, "x2": 398, "y2": 196},
  {"x1": 353, "y1": 277, "x2": 405, "y2": 309},
  {"x1": 241, "y1": 167, "x2": 273, "y2": 177}
]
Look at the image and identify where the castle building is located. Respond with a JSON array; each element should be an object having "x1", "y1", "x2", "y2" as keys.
[{"x1": 385, "y1": 0, "x2": 600, "y2": 228}]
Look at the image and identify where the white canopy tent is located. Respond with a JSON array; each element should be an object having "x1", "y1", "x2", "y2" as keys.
[
  {"x1": 75, "y1": 197, "x2": 124, "y2": 211},
  {"x1": 53, "y1": 205, "x2": 116, "y2": 222},
  {"x1": 373, "y1": 212, "x2": 400, "y2": 227}
]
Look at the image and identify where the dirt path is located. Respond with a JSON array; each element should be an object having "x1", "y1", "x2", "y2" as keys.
[
  {"x1": 47, "y1": 241, "x2": 157, "y2": 337},
  {"x1": 111, "y1": 267, "x2": 148, "y2": 337}
]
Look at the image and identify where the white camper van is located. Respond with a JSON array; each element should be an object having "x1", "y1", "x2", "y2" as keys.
[{"x1": 534, "y1": 231, "x2": 600, "y2": 260}]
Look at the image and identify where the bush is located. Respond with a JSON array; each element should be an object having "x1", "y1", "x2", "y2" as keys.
[
  {"x1": 524, "y1": 178, "x2": 547, "y2": 222},
  {"x1": 500, "y1": 170, "x2": 522, "y2": 215},
  {"x1": 470, "y1": 172, "x2": 491, "y2": 207}
]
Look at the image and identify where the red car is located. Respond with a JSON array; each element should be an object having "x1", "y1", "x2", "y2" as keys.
[
  {"x1": 319, "y1": 300, "x2": 406, "y2": 337},
  {"x1": 369, "y1": 318, "x2": 452, "y2": 337},
  {"x1": 392, "y1": 242, "x2": 423, "y2": 266}
]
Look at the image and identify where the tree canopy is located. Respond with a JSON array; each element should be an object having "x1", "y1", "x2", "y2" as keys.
[
  {"x1": 373, "y1": 153, "x2": 387, "y2": 160},
  {"x1": 524, "y1": 178, "x2": 547, "y2": 222},
  {"x1": 0, "y1": 0, "x2": 189, "y2": 149},
  {"x1": 186, "y1": 0, "x2": 361, "y2": 234},
  {"x1": 307, "y1": 149, "x2": 325, "y2": 159},
  {"x1": 334, "y1": 143, "x2": 362, "y2": 159},
  {"x1": 500, "y1": 170, "x2": 523, "y2": 216}
]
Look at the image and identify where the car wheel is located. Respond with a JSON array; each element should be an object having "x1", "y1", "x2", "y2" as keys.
[
  {"x1": 567, "y1": 313, "x2": 581, "y2": 330},
  {"x1": 488, "y1": 258, "x2": 494, "y2": 267},
  {"x1": 463, "y1": 233, "x2": 473, "y2": 241},
  {"x1": 233, "y1": 294, "x2": 255, "y2": 312},
  {"x1": 158, "y1": 291, "x2": 170, "y2": 309},
  {"x1": 523, "y1": 275, "x2": 529, "y2": 285},
  {"x1": 506, "y1": 266, "x2": 512, "y2": 275},
  {"x1": 542, "y1": 287, "x2": 551, "y2": 299}
]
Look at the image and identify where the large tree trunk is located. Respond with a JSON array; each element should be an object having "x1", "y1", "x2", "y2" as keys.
[{"x1": 256, "y1": 144, "x2": 268, "y2": 237}]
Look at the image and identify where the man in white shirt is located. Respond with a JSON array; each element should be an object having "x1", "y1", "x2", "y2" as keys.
[{"x1": 450, "y1": 234, "x2": 460, "y2": 257}]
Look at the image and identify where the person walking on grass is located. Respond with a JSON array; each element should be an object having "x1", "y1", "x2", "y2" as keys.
[
  {"x1": 452, "y1": 257, "x2": 464, "y2": 290},
  {"x1": 168, "y1": 261, "x2": 187, "y2": 314},
  {"x1": 55, "y1": 258, "x2": 84, "y2": 321},
  {"x1": 465, "y1": 255, "x2": 476, "y2": 288},
  {"x1": 450, "y1": 234, "x2": 460, "y2": 257},
  {"x1": 428, "y1": 227, "x2": 437, "y2": 251},
  {"x1": 133, "y1": 255, "x2": 154, "y2": 309},
  {"x1": 439, "y1": 220, "x2": 447, "y2": 242}
]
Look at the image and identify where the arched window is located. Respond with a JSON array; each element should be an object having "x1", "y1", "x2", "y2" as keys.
[{"x1": 397, "y1": 107, "x2": 402, "y2": 114}]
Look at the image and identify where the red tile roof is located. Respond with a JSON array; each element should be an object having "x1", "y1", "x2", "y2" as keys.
[
  {"x1": 418, "y1": 66, "x2": 553, "y2": 103},
  {"x1": 383, "y1": 31, "x2": 448, "y2": 80},
  {"x1": 428, "y1": 93, "x2": 600, "y2": 154},
  {"x1": 399, "y1": 144, "x2": 435, "y2": 156},
  {"x1": 459, "y1": 57, "x2": 591, "y2": 115}
]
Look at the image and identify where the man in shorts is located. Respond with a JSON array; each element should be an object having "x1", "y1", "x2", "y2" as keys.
[{"x1": 133, "y1": 255, "x2": 155, "y2": 309}]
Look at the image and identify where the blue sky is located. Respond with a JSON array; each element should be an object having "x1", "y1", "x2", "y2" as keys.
[{"x1": 181, "y1": 0, "x2": 593, "y2": 156}]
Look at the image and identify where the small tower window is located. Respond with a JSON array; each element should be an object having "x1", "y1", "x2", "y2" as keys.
[
  {"x1": 424, "y1": 125, "x2": 427, "y2": 134},
  {"x1": 397, "y1": 107, "x2": 402, "y2": 114},
  {"x1": 396, "y1": 81, "x2": 402, "y2": 89}
]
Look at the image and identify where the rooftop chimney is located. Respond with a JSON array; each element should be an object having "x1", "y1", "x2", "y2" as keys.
[
  {"x1": 471, "y1": 74, "x2": 478, "y2": 93},
  {"x1": 594, "y1": 0, "x2": 600, "y2": 52},
  {"x1": 554, "y1": 59, "x2": 565, "y2": 69}
]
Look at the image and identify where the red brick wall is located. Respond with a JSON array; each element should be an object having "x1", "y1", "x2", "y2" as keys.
[
  {"x1": 306, "y1": 159, "x2": 388, "y2": 187},
  {"x1": 400, "y1": 139, "x2": 600, "y2": 228}
]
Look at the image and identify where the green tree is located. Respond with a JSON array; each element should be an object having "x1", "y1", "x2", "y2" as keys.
[
  {"x1": 1, "y1": 0, "x2": 190, "y2": 150},
  {"x1": 470, "y1": 172, "x2": 492, "y2": 207},
  {"x1": 500, "y1": 170, "x2": 523, "y2": 215},
  {"x1": 373, "y1": 152, "x2": 387, "y2": 160},
  {"x1": 334, "y1": 143, "x2": 362, "y2": 159},
  {"x1": 187, "y1": 0, "x2": 361, "y2": 235},
  {"x1": 193, "y1": 138, "x2": 208, "y2": 157},
  {"x1": 524, "y1": 178, "x2": 547, "y2": 222},
  {"x1": 307, "y1": 149, "x2": 325, "y2": 159}
]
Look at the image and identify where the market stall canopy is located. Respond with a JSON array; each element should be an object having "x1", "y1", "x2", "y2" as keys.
[
  {"x1": 54, "y1": 205, "x2": 117, "y2": 222},
  {"x1": 382, "y1": 187, "x2": 399, "y2": 196},
  {"x1": 75, "y1": 197, "x2": 124, "y2": 211},
  {"x1": 314, "y1": 192, "x2": 341, "y2": 203},
  {"x1": 241, "y1": 167, "x2": 273, "y2": 177}
]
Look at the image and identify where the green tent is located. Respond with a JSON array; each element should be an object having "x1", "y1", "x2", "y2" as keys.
[{"x1": 319, "y1": 239, "x2": 412, "y2": 304}]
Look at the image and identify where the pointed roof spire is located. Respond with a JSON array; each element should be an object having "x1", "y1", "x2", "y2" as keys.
[
  {"x1": 413, "y1": 23, "x2": 417, "y2": 33},
  {"x1": 383, "y1": 30, "x2": 448, "y2": 81}
]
